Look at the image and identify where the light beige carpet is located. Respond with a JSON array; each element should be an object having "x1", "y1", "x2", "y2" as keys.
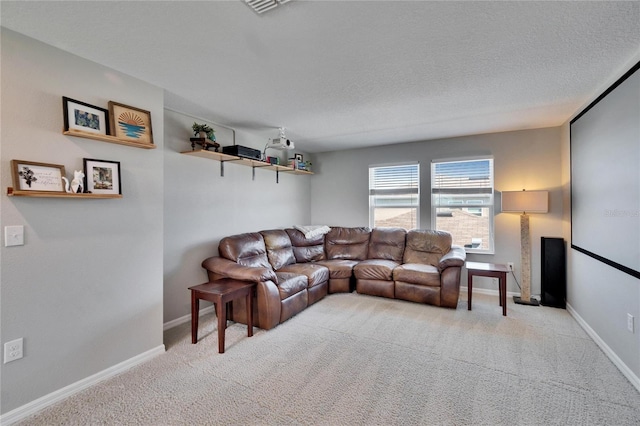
[{"x1": 17, "y1": 293, "x2": 640, "y2": 425}]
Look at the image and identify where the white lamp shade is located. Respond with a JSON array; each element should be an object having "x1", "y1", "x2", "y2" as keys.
[{"x1": 501, "y1": 190, "x2": 548, "y2": 213}]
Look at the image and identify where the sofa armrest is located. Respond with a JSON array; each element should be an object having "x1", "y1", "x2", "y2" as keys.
[
  {"x1": 438, "y1": 245, "x2": 466, "y2": 271},
  {"x1": 440, "y1": 266, "x2": 462, "y2": 308},
  {"x1": 201, "y1": 256, "x2": 277, "y2": 283},
  {"x1": 255, "y1": 280, "x2": 282, "y2": 330}
]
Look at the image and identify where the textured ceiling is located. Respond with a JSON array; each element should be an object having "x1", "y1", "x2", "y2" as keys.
[{"x1": 2, "y1": 1, "x2": 639, "y2": 153}]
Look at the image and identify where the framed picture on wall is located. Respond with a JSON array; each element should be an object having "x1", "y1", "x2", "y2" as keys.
[
  {"x1": 83, "y1": 158, "x2": 122, "y2": 195},
  {"x1": 11, "y1": 160, "x2": 66, "y2": 193},
  {"x1": 62, "y1": 97, "x2": 110, "y2": 135},
  {"x1": 108, "y1": 101, "x2": 154, "y2": 146}
]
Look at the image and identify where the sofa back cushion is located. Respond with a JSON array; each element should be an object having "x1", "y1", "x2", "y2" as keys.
[
  {"x1": 324, "y1": 227, "x2": 371, "y2": 260},
  {"x1": 367, "y1": 227, "x2": 406, "y2": 261},
  {"x1": 403, "y1": 230, "x2": 452, "y2": 267},
  {"x1": 218, "y1": 232, "x2": 272, "y2": 269},
  {"x1": 285, "y1": 228, "x2": 326, "y2": 263},
  {"x1": 261, "y1": 229, "x2": 296, "y2": 270}
]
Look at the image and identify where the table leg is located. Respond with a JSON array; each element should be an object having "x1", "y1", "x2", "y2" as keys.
[
  {"x1": 247, "y1": 287, "x2": 253, "y2": 337},
  {"x1": 217, "y1": 298, "x2": 226, "y2": 354},
  {"x1": 467, "y1": 273, "x2": 473, "y2": 311},
  {"x1": 500, "y1": 272, "x2": 507, "y2": 316},
  {"x1": 191, "y1": 291, "x2": 199, "y2": 344}
]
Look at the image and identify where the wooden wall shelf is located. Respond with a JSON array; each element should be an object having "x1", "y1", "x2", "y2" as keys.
[
  {"x1": 63, "y1": 129, "x2": 156, "y2": 150},
  {"x1": 181, "y1": 149, "x2": 313, "y2": 182},
  {"x1": 7, "y1": 188, "x2": 122, "y2": 199}
]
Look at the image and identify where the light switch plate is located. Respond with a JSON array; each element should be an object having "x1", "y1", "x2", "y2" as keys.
[{"x1": 4, "y1": 226, "x2": 24, "y2": 247}]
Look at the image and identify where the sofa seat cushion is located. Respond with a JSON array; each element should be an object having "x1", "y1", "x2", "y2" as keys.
[
  {"x1": 393, "y1": 264, "x2": 441, "y2": 287},
  {"x1": 275, "y1": 272, "x2": 308, "y2": 299},
  {"x1": 277, "y1": 263, "x2": 330, "y2": 288},
  {"x1": 354, "y1": 259, "x2": 400, "y2": 281},
  {"x1": 316, "y1": 259, "x2": 359, "y2": 279}
]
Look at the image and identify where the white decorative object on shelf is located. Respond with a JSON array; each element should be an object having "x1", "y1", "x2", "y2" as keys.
[
  {"x1": 62, "y1": 170, "x2": 85, "y2": 193},
  {"x1": 71, "y1": 170, "x2": 84, "y2": 194}
]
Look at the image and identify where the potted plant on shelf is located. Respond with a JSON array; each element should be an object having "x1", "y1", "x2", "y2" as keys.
[
  {"x1": 192, "y1": 122, "x2": 216, "y2": 141},
  {"x1": 191, "y1": 122, "x2": 219, "y2": 152}
]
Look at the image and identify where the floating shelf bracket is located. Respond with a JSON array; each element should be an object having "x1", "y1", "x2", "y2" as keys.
[
  {"x1": 252, "y1": 163, "x2": 271, "y2": 181},
  {"x1": 220, "y1": 158, "x2": 242, "y2": 177}
]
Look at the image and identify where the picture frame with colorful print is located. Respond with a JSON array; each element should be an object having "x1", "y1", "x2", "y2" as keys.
[
  {"x1": 11, "y1": 160, "x2": 66, "y2": 193},
  {"x1": 84, "y1": 158, "x2": 122, "y2": 195},
  {"x1": 108, "y1": 101, "x2": 154, "y2": 145},
  {"x1": 62, "y1": 97, "x2": 110, "y2": 135}
]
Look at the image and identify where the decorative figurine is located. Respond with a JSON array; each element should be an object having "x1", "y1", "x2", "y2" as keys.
[{"x1": 62, "y1": 170, "x2": 85, "y2": 193}]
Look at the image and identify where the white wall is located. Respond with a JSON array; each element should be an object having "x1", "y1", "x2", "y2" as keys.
[
  {"x1": 162, "y1": 110, "x2": 312, "y2": 324},
  {"x1": 311, "y1": 127, "x2": 564, "y2": 295},
  {"x1": 0, "y1": 29, "x2": 164, "y2": 414}
]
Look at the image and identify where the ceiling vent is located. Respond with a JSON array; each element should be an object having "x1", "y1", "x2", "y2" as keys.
[{"x1": 245, "y1": 0, "x2": 291, "y2": 14}]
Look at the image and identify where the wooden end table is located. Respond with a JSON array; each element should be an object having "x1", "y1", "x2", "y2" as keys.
[
  {"x1": 188, "y1": 279, "x2": 256, "y2": 353},
  {"x1": 466, "y1": 261, "x2": 509, "y2": 316}
]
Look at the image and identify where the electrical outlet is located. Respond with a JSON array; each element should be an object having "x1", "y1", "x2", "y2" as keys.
[
  {"x1": 628, "y1": 314, "x2": 634, "y2": 333},
  {"x1": 507, "y1": 262, "x2": 514, "y2": 271},
  {"x1": 4, "y1": 338, "x2": 23, "y2": 363}
]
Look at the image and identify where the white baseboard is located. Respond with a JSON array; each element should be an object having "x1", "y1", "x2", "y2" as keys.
[
  {"x1": 0, "y1": 345, "x2": 165, "y2": 426},
  {"x1": 163, "y1": 305, "x2": 215, "y2": 331},
  {"x1": 567, "y1": 302, "x2": 640, "y2": 393}
]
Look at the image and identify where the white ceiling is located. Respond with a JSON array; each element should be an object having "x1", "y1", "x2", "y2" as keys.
[{"x1": 2, "y1": 1, "x2": 639, "y2": 153}]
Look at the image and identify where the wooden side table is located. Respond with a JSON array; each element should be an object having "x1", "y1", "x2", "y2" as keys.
[
  {"x1": 466, "y1": 261, "x2": 510, "y2": 316},
  {"x1": 188, "y1": 279, "x2": 256, "y2": 353}
]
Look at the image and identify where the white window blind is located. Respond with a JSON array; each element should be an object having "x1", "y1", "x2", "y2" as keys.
[
  {"x1": 369, "y1": 163, "x2": 419, "y2": 230},
  {"x1": 431, "y1": 158, "x2": 494, "y2": 253}
]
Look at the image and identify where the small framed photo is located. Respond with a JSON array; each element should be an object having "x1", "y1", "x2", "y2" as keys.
[
  {"x1": 84, "y1": 158, "x2": 122, "y2": 195},
  {"x1": 63, "y1": 97, "x2": 110, "y2": 135},
  {"x1": 11, "y1": 160, "x2": 66, "y2": 192},
  {"x1": 294, "y1": 153, "x2": 304, "y2": 163},
  {"x1": 108, "y1": 101, "x2": 154, "y2": 146}
]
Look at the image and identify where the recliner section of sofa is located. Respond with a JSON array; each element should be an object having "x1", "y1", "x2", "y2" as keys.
[
  {"x1": 202, "y1": 227, "x2": 466, "y2": 330},
  {"x1": 354, "y1": 227, "x2": 407, "y2": 299},
  {"x1": 262, "y1": 229, "x2": 329, "y2": 306},
  {"x1": 316, "y1": 227, "x2": 371, "y2": 293}
]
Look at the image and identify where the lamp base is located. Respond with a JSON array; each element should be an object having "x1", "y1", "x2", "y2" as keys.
[{"x1": 513, "y1": 296, "x2": 540, "y2": 306}]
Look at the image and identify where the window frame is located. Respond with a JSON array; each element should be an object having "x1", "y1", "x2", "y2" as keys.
[
  {"x1": 430, "y1": 156, "x2": 495, "y2": 254},
  {"x1": 368, "y1": 162, "x2": 420, "y2": 230}
]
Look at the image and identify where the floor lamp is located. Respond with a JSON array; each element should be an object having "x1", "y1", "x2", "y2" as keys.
[{"x1": 501, "y1": 189, "x2": 548, "y2": 306}]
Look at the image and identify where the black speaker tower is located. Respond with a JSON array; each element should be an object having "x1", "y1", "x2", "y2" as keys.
[{"x1": 541, "y1": 237, "x2": 566, "y2": 308}]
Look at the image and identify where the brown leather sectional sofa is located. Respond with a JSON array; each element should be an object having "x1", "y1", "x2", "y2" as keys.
[{"x1": 202, "y1": 227, "x2": 466, "y2": 330}]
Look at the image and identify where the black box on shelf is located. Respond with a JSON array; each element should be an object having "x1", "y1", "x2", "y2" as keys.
[{"x1": 222, "y1": 145, "x2": 262, "y2": 160}]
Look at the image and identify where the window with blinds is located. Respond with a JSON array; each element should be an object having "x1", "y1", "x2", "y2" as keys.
[
  {"x1": 431, "y1": 158, "x2": 494, "y2": 253},
  {"x1": 369, "y1": 163, "x2": 419, "y2": 230}
]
